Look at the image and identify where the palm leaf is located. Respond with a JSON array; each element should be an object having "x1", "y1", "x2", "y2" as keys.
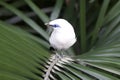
[
  {"x1": 50, "y1": 0, "x2": 64, "y2": 20},
  {"x1": 0, "y1": 0, "x2": 120, "y2": 80},
  {"x1": 0, "y1": 23, "x2": 50, "y2": 80},
  {"x1": 0, "y1": 1, "x2": 49, "y2": 40}
]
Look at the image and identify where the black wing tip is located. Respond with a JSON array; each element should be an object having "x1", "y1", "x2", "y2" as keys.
[{"x1": 49, "y1": 47, "x2": 55, "y2": 51}]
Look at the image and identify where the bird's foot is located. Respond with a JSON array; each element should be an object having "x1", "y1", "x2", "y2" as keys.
[
  {"x1": 55, "y1": 52, "x2": 66, "y2": 59},
  {"x1": 55, "y1": 53, "x2": 61, "y2": 59}
]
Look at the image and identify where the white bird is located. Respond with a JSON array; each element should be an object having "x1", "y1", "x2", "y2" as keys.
[{"x1": 46, "y1": 19, "x2": 76, "y2": 55}]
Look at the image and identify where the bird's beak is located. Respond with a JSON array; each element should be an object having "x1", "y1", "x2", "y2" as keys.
[
  {"x1": 45, "y1": 23, "x2": 53, "y2": 34},
  {"x1": 45, "y1": 23, "x2": 49, "y2": 27}
]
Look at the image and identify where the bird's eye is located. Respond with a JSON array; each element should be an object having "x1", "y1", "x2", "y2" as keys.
[{"x1": 52, "y1": 24, "x2": 60, "y2": 28}]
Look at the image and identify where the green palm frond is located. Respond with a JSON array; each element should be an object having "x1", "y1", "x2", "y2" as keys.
[
  {"x1": 0, "y1": 0, "x2": 120, "y2": 80},
  {"x1": 0, "y1": 22, "x2": 50, "y2": 80}
]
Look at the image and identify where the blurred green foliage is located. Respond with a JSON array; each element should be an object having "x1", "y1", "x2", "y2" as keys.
[{"x1": 0, "y1": 0, "x2": 120, "y2": 80}]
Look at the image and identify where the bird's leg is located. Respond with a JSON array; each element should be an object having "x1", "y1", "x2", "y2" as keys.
[
  {"x1": 54, "y1": 51, "x2": 61, "y2": 59},
  {"x1": 59, "y1": 50, "x2": 65, "y2": 58},
  {"x1": 49, "y1": 47, "x2": 61, "y2": 59},
  {"x1": 54, "y1": 50, "x2": 66, "y2": 59},
  {"x1": 54, "y1": 50, "x2": 64, "y2": 59}
]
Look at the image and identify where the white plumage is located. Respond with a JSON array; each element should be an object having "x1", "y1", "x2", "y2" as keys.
[{"x1": 47, "y1": 19, "x2": 76, "y2": 51}]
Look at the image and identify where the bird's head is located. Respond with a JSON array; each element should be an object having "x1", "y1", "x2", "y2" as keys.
[{"x1": 45, "y1": 19, "x2": 73, "y2": 30}]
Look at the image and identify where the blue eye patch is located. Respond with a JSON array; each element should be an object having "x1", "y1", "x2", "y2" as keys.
[{"x1": 50, "y1": 24, "x2": 60, "y2": 28}]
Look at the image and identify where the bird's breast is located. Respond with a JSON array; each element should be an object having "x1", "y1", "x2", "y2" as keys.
[{"x1": 49, "y1": 30, "x2": 76, "y2": 50}]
